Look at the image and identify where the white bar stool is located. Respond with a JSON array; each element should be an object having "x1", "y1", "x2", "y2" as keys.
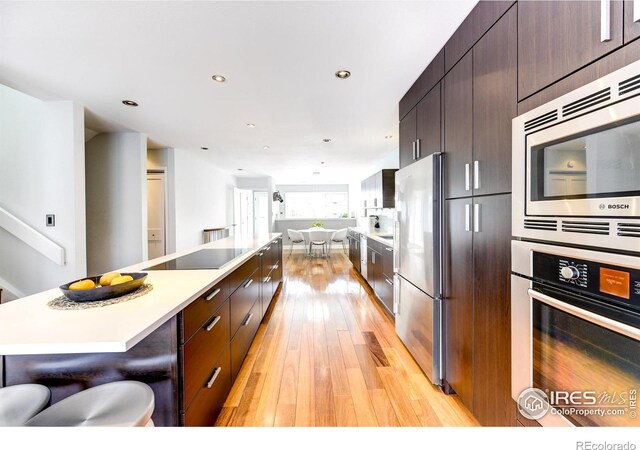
[
  {"x1": 25, "y1": 381, "x2": 154, "y2": 427},
  {"x1": 0, "y1": 384, "x2": 51, "y2": 426}
]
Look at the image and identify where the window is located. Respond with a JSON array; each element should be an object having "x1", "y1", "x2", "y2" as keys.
[{"x1": 284, "y1": 191, "x2": 349, "y2": 218}]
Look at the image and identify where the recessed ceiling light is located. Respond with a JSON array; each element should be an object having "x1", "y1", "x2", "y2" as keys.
[
  {"x1": 335, "y1": 70, "x2": 351, "y2": 79},
  {"x1": 313, "y1": 171, "x2": 320, "y2": 175},
  {"x1": 322, "y1": 138, "x2": 331, "y2": 143},
  {"x1": 320, "y1": 161, "x2": 325, "y2": 165},
  {"x1": 385, "y1": 135, "x2": 393, "y2": 139},
  {"x1": 211, "y1": 74, "x2": 226, "y2": 83},
  {"x1": 201, "y1": 147, "x2": 209, "y2": 150},
  {"x1": 263, "y1": 146, "x2": 270, "y2": 150},
  {"x1": 122, "y1": 100, "x2": 138, "y2": 107},
  {"x1": 237, "y1": 168, "x2": 243, "y2": 171},
  {"x1": 246, "y1": 123, "x2": 256, "y2": 128}
]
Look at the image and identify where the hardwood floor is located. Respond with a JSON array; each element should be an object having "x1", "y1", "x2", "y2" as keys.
[{"x1": 216, "y1": 250, "x2": 478, "y2": 427}]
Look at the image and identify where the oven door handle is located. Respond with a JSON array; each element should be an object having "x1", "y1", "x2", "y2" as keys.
[{"x1": 527, "y1": 289, "x2": 640, "y2": 342}]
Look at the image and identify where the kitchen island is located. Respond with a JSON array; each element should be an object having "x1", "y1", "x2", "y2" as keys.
[{"x1": 0, "y1": 232, "x2": 283, "y2": 426}]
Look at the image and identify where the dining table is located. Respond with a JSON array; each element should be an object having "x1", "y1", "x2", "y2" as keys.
[{"x1": 297, "y1": 228, "x2": 336, "y2": 257}]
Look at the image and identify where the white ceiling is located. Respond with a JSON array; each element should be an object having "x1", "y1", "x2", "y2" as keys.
[{"x1": 0, "y1": 0, "x2": 477, "y2": 184}]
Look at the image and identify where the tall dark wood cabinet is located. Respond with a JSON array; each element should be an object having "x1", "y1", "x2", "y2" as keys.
[
  {"x1": 518, "y1": 0, "x2": 624, "y2": 100},
  {"x1": 443, "y1": 52, "x2": 473, "y2": 199},
  {"x1": 444, "y1": 198, "x2": 474, "y2": 409},
  {"x1": 399, "y1": 84, "x2": 442, "y2": 169},
  {"x1": 471, "y1": 194, "x2": 512, "y2": 426},
  {"x1": 472, "y1": 8, "x2": 517, "y2": 196},
  {"x1": 399, "y1": 108, "x2": 417, "y2": 169}
]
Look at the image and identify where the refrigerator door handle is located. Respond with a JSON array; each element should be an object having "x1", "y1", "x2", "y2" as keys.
[{"x1": 393, "y1": 275, "x2": 400, "y2": 314}]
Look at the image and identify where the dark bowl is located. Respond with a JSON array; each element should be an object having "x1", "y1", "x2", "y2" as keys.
[{"x1": 59, "y1": 273, "x2": 148, "y2": 302}]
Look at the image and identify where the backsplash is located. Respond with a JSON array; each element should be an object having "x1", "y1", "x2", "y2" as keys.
[{"x1": 357, "y1": 208, "x2": 395, "y2": 233}]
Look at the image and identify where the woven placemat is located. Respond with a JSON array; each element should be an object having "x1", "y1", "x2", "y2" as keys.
[{"x1": 47, "y1": 284, "x2": 153, "y2": 310}]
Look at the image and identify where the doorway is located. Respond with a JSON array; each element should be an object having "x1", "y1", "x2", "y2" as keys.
[
  {"x1": 234, "y1": 188, "x2": 254, "y2": 236},
  {"x1": 147, "y1": 171, "x2": 167, "y2": 260},
  {"x1": 253, "y1": 191, "x2": 269, "y2": 235}
]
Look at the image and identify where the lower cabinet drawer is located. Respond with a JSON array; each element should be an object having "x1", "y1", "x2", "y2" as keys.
[
  {"x1": 183, "y1": 300, "x2": 230, "y2": 408},
  {"x1": 230, "y1": 299, "x2": 261, "y2": 382},
  {"x1": 378, "y1": 275, "x2": 394, "y2": 314},
  {"x1": 183, "y1": 346, "x2": 231, "y2": 427},
  {"x1": 229, "y1": 268, "x2": 260, "y2": 336},
  {"x1": 181, "y1": 278, "x2": 229, "y2": 343}
]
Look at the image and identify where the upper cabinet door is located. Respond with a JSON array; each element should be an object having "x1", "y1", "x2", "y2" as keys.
[
  {"x1": 415, "y1": 83, "x2": 441, "y2": 163},
  {"x1": 518, "y1": 0, "x2": 624, "y2": 100},
  {"x1": 624, "y1": 0, "x2": 640, "y2": 43},
  {"x1": 444, "y1": 52, "x2": 473, "y2": 199},
  {"x1": 472, "y1": 5, "x2": 517, "y2": 197},
  {"x1": 399, "y1": 108, "x2": 417, "y2": 169}
]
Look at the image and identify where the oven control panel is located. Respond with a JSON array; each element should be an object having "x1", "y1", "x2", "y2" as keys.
[{"x1": 533, "y1": 251, "x2": 640, "y2": 311}]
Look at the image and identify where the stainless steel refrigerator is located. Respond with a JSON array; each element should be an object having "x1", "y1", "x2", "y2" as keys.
[{"x1": 393, "y1": 152, "x2": 443, "y2": 385}]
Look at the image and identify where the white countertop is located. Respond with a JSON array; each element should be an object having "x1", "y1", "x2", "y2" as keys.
[
  {"x1": 0, "y1": 233, "x2": 282, "y2": 355},
  {"x1": 348, "y1": 227, "x2": 394, "y2": 247}
]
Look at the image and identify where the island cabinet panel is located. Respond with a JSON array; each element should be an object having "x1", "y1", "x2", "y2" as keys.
[
  {"x1": 3, "y1": 317, "x2": 180, "y2": 427},
  {"x1": 229, "y1": 254, "x2": 259, "y2": 292},
  {"x1": 230, "y1": 299, "x2": 261, "y2": 381},
  {"x1": 229, "y1": 268, "x2": 260, "y2": 336},
  {"x1": 182, "y1": 346, "x2": 231, "y2": 427},
  {"x1": 181, "y1": 278, "x2": 229, "y2": 342},
  {"x1": 517, "y1": 0, "x2": 624, "y2": 100},
  {"x1": 182, "y1": 300, "x2": 230, "y2": 409}
]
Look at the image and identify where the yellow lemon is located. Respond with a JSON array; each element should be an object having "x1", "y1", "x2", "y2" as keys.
[
  {"x1": 111, "y1": 275, "x2": 133, "y2": 286},
  {"x1": 69, "y1": 279, "x2": 96, "y2": 290},
  {"x1": 99, "y1": 272, "x2": 121, "y2": 286}
]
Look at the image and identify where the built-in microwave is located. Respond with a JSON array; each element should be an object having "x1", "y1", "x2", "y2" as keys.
[{"x1": 512, "y1": 60, "x2": 640, "y2": 254}]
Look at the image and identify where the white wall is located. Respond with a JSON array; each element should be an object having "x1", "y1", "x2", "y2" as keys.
[
  {"x1": 0, "y1": 84, "x2": 86, "y2": 298},
  {"x1": 85, "y1": 132, "x2": 147, "y2": 275},
  {"x1": 174, "y1": 149, "x2": 235, "y2": 251},
  {"x1": 147, "y1": 148, "x2": 176, "y2": 254}
]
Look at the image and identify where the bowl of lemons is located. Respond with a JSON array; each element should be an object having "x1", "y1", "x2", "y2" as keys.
[{"x1": 59, "y1": 272, "x2": 147, "y2": 302}]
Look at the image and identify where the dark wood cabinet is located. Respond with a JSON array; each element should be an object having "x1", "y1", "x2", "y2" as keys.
[
  {"x1": 472, "y1": 5, "x2": 517, "y2": 196},
  {"x1": 399, "y1": 108, "x2": 417, "y2": 169},
  {"x1": 518, "y1": 0, "x2": 624, "y2": 100},
  {"x1": 230, "y1": 299, "x2": 261, "y2": 381},
  {"x1": 361, "y1": 169, "x2": 397, "y2": 210},
  {"x1": 444, "y1": 52, "x2": 473, "y2": 199},
  {"x1": 444, "y1": 194, "x2": 512, "y2": 426},
  {"x1": 444, "y1": 198, "x2": 474, "y2": 410},
  {"x1": 445, "y1": 1, "x2": 516, "y2": 72},
  {"x1": 624, "y1": 1, "x2": 640, "y2": 43},
  {"x1": 399, "y1": 84, "x2": 441, "y2": 169},
  {"x1": 400, "y1": 49, "x2": 444, "y2": 120},
  {"x1": 366, "y1": 244, "x2": 381, "y2": 293},
  {"x1": 348, "y1": 231, "x2": 361, "y2": 272},
  {"x1": 472, "y1": 194, "x2": 512, "y2": 427}
]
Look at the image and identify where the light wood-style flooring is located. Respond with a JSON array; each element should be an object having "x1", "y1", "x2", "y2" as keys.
[{"x1": 216, "y1": 250, "x2": 478, "y2": 427}]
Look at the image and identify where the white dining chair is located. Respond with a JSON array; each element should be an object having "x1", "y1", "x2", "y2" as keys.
[
  {"x1": 307, "y1": 229, "x2": 328, "y2": 258},
  {"x1": 287, "y1": 229, "x2": 305, "y2": 255},
  {"x1": 329, "y1": 228, "x2": 348, "y2": 254}
]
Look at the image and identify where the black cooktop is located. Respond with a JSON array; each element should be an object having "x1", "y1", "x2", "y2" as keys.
[{"x1": 145, "y1": 248, "x2": 251, "y2": 270}]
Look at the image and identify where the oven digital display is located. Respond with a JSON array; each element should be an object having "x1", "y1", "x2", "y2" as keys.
[{"x1": 599, "y1": 268, "x2": 630, "y2": 300}]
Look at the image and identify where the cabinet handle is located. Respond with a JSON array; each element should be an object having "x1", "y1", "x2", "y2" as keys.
[
  {"x1": 374, "y1": 197, "x2": 377, "y2": 207},
  {"x1": 364, "y1": 199, "x2": 367, "y2": 208},
  {"x1": 372, "y1": 252, "x2": 376, "y2": 264},
  {"x1": 635, "y1": 0, "x2": 640, "y2": 22},
  {"x1": 244, "y1": 279, "x2": 253, "y2": 289},
  {"x1": 206, "y1": 367, "x2": 222, "y2": 389},
  {"x1": 385, "y1": 247, "x2": 392, "y2": 252},
  {"x1": 412, "y1": 141, "x2": 417, "y2": 160},
  {"x1": 242, "y1": 313, "x2": 254, "y2": 327},
  {"x1": 205, "y1": 315, "x2": 221, "y2": 332},
  {"x1": 464, "y1": 163, "x2": 471, "y2": 191},
  {"x1": 473, "y1": 160, "x2": 480, "y2": 190},
  {"x1": 601, "y1": 0, "x2": 611, "y2": 41},
  {"x1": 416, "y1": 138, "x2": 421, "y2": 159},
  {"x1": 273, "y1": 263, "x2": 278, "y2": 270},
  {"x1": 385, "y1": 278, "x2": 393, "y2": 286},
  {"x1": 473, "y1": 203, "x2": 481, "y2": 233},
  {"x1": 273, "y1": 240, "x2": 278, "y2": 244},
  {"x1": 258, "y1": 252, "x2": 264, "y2": 257},
  {"x1": 264, "y1": 276, "x2": 271, "y2": 283},
  {"x1": 465, "y1": 204, "x2": 471, "y2": 232},
  {"x1": 205, "y1": 288, "x2": 221, "y2": 301},
  {"x1": 266, "y1": 246, "x2": 271, "y2": 251}
]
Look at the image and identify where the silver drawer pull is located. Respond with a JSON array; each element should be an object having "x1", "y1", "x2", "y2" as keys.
[
  {"x1": 273, "y1": 263, "x2": 278, "y2": 270},
  {"x1": 385, "y1": 278, "x2": 393, "y2": 286},
  {"x1": 266, "y1": 246, "x2": 271, "y2": 251},
  {"x1": 273, "y1": 240, "x2": 278, "y2": 244},
  {"x1": 206, "y1": 367, "x2": 222, "y2": 389},
  {"x1": 205, "y1": 315, "x2": 221, "y2": 332},
  {"x1": 385, "y1": 247, "x2": 392, "y2": 252},
  {"x1": 205, "y1": 288, "x2": 221, "y2": 301},
  {"x1": 601, "y1": 0, "x2": 611, "y2": 42},
  {"x1": 242, "y1": 313, "x2": 254, "y2": 327},
  {"x1": 264, "y1": 276, "x2": 271, "y2": 283},
  {"x1": 258, "y1": 252, "x2": 264, "y2": 256},
  {"x1": 244, "y1": 279, "x2": 253, "y2": 289}
]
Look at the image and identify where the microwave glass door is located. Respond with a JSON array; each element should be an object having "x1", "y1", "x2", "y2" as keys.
[
  {"x1": 530, "y1": 118, "x2": 640, "y2": 202},
  {"x1": 533, "y1": 297, "x2": 640, "y2": 426}
]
